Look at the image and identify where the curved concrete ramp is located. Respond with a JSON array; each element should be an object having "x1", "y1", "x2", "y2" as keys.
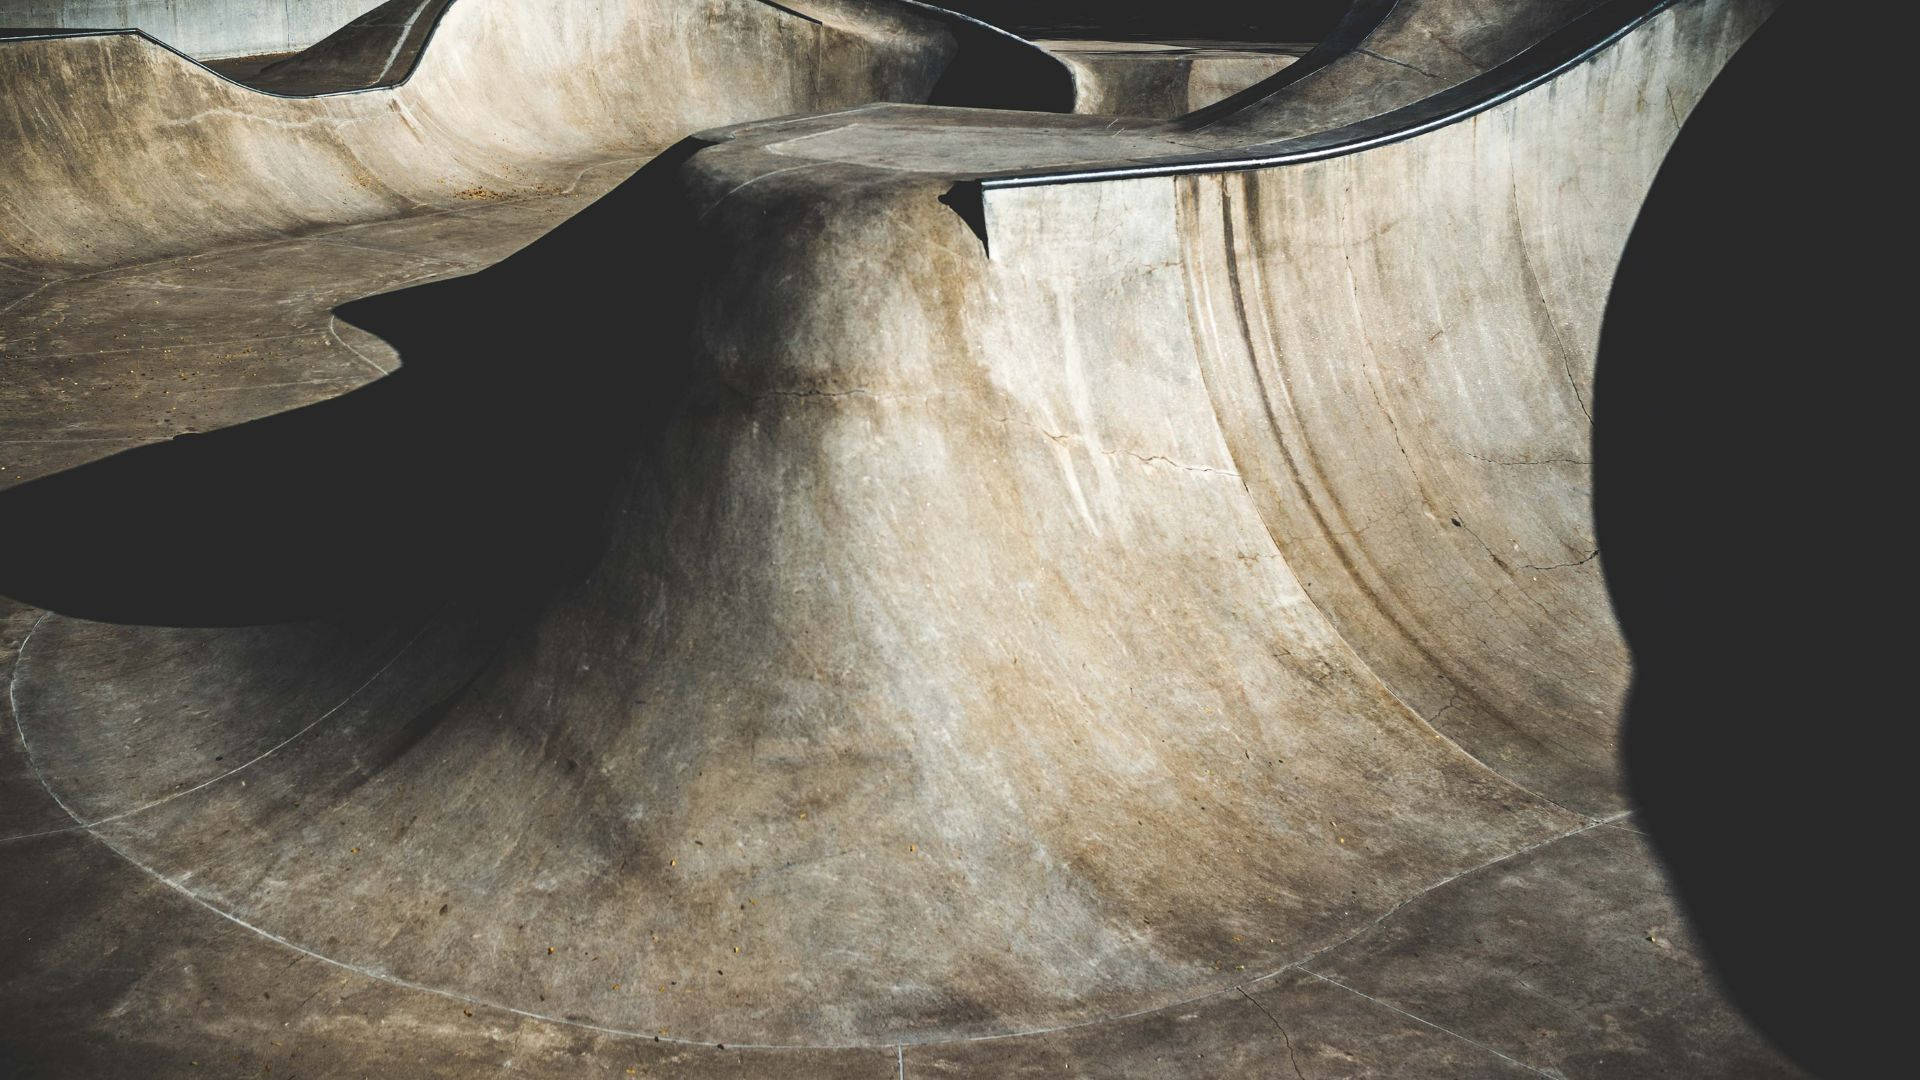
[
  {"x1": 240, "y1": 0, "x2": 453, "y2": 94},
  {"x1": 0, "y1": 0, "x2": 1070, "y2": 487},
  {"x1": 0, "y1": 0, "x2": 389, "y2": 59},
  {"x1": 1, "y1": 0, "x2": 1807, "y2": 1075},
  {"x1": 0, "y1": 0, "x2": 1071, "y2": 273},
  {"x1": 1038, "y1": 39, "x2": 1311, "y2": 118}
]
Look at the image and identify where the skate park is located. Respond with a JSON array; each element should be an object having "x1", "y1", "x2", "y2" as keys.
[{"x1": 0, "y1": 1, "x2": 1850, "y2": 1076}]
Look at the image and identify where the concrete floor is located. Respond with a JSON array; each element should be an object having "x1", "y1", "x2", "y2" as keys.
[
  {"x1": 0, "y1": 157, "x2": 646, "y2": 490},
  {"x1": 0, "y1": 669, "x2": 1802, "y2": 1076},
  {"x1": 0, "y1": 0, "x2": 1813, "y2": 1075}
]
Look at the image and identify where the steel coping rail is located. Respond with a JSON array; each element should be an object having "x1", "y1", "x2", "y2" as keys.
[
  {"x1": 1173, "y1": 0, "x2": 1402, "y2": 129},
  {"x1": 974, "y1": 0, "x2": 1674, "y2": 188}
]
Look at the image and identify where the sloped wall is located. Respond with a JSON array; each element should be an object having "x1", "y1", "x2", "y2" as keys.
[{"x1": 0, "y1": 0, "x2": 385, "y2": 58}]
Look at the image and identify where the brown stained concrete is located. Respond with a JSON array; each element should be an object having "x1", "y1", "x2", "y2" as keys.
[
  {"x1": 0, "y1": 0, "x2": 1069, "y2": 273},
  {"x1": 0, "y1": 581, "x2": 1799, "y2": 1075},
  {"x1": 671, "y1": 0, "x2": 1772, "y2": 821},
  {"x1": 1296, "y1": 820, "x2": 1806, "y2": 1079},
  {"x1": 0, "y1": 0, "x2": 1808, "y2": 1075},
  {"x1": 0, "y1": 0, "x2": 1066, "y2": 485}
]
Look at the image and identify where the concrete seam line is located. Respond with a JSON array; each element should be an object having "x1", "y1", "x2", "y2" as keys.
[
  {"x1": 329, "y1": 313, "x2": 395, "y2": 375},
  {"x1": 5, "y1": 617, "x2": 434, "y2": 841},
  {"x1": 1297, "y1": 970, "x2": 1564, "y2": 1077}
]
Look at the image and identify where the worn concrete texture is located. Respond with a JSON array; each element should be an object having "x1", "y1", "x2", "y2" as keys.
[
  {"x1": 1037, "y1": 39, "x2": 1311, "y2": 117},
  {"x1": 0, "y1": 0, "x2": 390, "y2": 59},
  {"x1": 1, "y1": 0, "x2": 1808, "y2": 1076},
  {"x1": 0, "y1": 0, "x2": 1069, "y2": 484},
  {"x1": 0, "y1": 0, "x2": 1069, "y2": 272}
]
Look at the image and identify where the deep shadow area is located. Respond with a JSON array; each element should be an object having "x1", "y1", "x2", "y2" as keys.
[
  {"x1": 0, "y1": 140, "x2": 708, "y2": 627},
  {"x1": 1599, "y1": 4, "x2": 1879, "y2": 1075},
  {"x1": 239, "y1": 0, "x2": 452, "y2": 95},
  {"x1": 923, "y1": 10, "x2": 1078, "y2": 112}
]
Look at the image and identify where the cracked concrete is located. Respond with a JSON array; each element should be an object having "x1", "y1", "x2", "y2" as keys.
[{"x1": 0, "y1": 0, "x2": 1801, "y2": 1076}]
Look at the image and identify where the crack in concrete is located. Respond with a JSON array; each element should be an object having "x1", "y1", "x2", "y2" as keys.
[
  {"x1": 1357, "y1": 47, "x2": 1442, "y2": 81},
  {"x1": 1419, "y1": 28, "x2": 1485, "y2": 73},
  {"x1": 3, "y1": 602, "x2": 1634, "y2": 1059},
  {"x1": 2, "y1": 615, "x2": 431, "y2": 845},
  {"x1": 1295, "y1": 970, "x2": 1562, "y2": 1077},
  {"x1": 1454, "y1": 447, "x2": 1592, "y2": 468},
  {"x1": 1100, "y1": 446, "x2": 1240, "y2": 478},
  {"x1": 1521, "y1": 549, "x2": 1599, "y2": 572},
  {"x1": 1239, "y1": 987, "x2": 1309, "y2": 1080}
]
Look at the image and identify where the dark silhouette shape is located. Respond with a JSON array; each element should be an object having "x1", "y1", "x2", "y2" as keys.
[
  {"x1": 0, "y1": 140, "x2": 708, "y2": 627},
  {"x1": 1599, "y1": 4, "x2": 1879, "y2": 1075}
]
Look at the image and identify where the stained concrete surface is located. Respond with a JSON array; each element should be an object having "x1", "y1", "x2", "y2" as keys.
[
  {"x1": 0, "y1": 640, "x2": 1800, "y2": 1075},
  {"x1": 0, "y1": 156, "x2": 644, "y2": 490},
  {"x1": 0, "y1": 0, "x2": 1819, "y2": 1075},
  {"x1": 0, "y1": 0, "x2": 1070, "y2": 272},
  {"x1": 1036, "y1": 39, "x2": 1311, "y2": 117},
  {"x1": 0, "y1": 0, "x2": 390, "y2": 59},
  {"x1": 0, "y1": 574, "x2": 1802, "y2": 1075}
]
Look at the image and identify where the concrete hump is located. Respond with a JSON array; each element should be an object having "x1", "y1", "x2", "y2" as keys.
[{"x1": 0, "y1": 0, "x2": 1805, "y2": 1075}]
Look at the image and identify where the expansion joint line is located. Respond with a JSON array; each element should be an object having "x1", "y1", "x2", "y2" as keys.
[{"x1": 2, "y1": 614, "x2": 430, "y2": 844}]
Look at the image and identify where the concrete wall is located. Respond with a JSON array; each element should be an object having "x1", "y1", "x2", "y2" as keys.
[{"x1": 0, "y1": 0, "x2": 385, "y2": 58}]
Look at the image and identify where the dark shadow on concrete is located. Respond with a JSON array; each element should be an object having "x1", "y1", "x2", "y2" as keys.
[
  {"x1": 1598, "y1": 4, "x2": 1880, "y2": 1075},
  {"x1": 922, "y1": 12, "x2": 1077, "y2": 112},
  {"x1": 0, "y1": 140, "x2": 708, "y2": 627},
  {"x1": 941, "y1": 0, "x2": 1349, "y2": 42}
]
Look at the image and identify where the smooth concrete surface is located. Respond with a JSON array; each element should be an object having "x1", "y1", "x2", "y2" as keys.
[
  {"x1": 1038, "y1": 39, "x2": 1310, "y2": 118},
  {"x1": 0, "y1": 0, "x2": 388, "y2": 59},
  {"x1": 1178, "y1": 0, "x2": 1620, "y2": 144},
  {"x1": 1, "y1": 0, "x2": 1808, "y2": 1075},
  {"x1": 0, "y1": 0, "x2": 1068, "y2": 273},
  {"x1": 0, "y1": 0, "x2": 1068, "y2": 481},
  {"x1": 0, "y1": 570, "x2": 1803, "y2": 1073},
  {"x1": 0, "y1": 157, "x2": 644, "y2": 489}
]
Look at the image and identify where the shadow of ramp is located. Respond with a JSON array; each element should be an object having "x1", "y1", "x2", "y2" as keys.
[
  {"x1": 0, "y1": 141, "x2": 708, "y2": 627},
  {"x1": 243, "y1": 0, "x2": 454, "y2": 95},
  {"x1": 1597, "y1": 5, "x2": 1873, "y2": 1075}
]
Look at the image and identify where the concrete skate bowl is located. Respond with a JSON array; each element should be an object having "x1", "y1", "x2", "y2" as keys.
[
  {"x1": 0, "y1": 0, "x2": 466, "y2": 94},
  {"x1": 1, "y1": 0, "x2": 1807, "y2": 1076},
  {"x1": 0, "y1": 0, "x2": 1071, "y2": 491},
  {"x1": 0, "y1": 0, "x2": 1069, "y2": 273}
]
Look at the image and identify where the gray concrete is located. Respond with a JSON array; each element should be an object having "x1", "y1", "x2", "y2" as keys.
[
  {"x1": 0, "y1": 0, "x2": 389, "y2": 59},
  {"x1": 0, "y1": 0, "x2": 1065, "y2": 273},
  {"x1": 0, "y1": 0, "x2": 1805, "y2": 1075},
  {"x1": 1038, "y1": 39, "x2": 1311, "y2": 118},
  {"x1": 0, "y1": 0, "x2": 1066, "y2": 480}
]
